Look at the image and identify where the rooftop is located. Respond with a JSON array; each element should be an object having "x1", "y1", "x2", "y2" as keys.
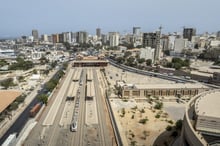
[
  {"x1": 195, "y1": 91, "x2": 220, "y2": 118},
  {"x1": 0, "y1": 90, "x2": 22, "y2": 113},
  {"x1": 133, "y1": 83, "x2": 208, "y2": 90}
]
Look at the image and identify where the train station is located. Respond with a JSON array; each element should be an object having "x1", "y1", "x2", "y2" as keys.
[{"x1": 120, "y1": 83, "x2": 209, "y2": 98}]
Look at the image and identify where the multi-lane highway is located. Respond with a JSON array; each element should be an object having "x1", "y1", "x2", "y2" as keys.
[
  {"x1": 108, "y1": 58, "x2": 194, "y2": 83},
  {"x1": 24, "y1": 67, "x2": 116, "y2": 146}
]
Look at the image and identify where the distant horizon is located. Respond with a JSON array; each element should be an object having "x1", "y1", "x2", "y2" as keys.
[
  {"x1": 0, "y1": 27, "x2": 218, "y2": 39},
  {"x1": 1, "y1": 0, "x2": 220, "y2": 37}
]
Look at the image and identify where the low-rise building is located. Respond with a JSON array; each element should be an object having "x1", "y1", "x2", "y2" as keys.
[{"x1": 121, "y1": 83, "x2": 209, "y2": 98}]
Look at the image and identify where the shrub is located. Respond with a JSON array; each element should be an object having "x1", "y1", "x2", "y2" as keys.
[
  {"x1": 154, "y1": 102, "x2": 163, "y2": 110},
  {"x1": 175, "y1": 119, "x2": 183, "y2": 130},
  {"x1": 139, "y1": 118, "x2": 148, "y2": 124},
  {"x1": 168, "y1": 120, "x2": 173, "y2": 124},
  {"x1": 120, "y1": 108, "x2": 125, "y2": 117},
  {"x1": 131, "y1": 106, "x2": 138, "y2": 110},
  {"x1": 140, "y1": 109, "x2": 145, "y2": 113},
  {"x1": 171, "y1": 131, "x2": 178, "y2": 137},
  {"x1": 155, "y1": 114, "x2": 160, "y2": 118},
  {"x1": 166, "y1": 125, "x2": 172, "y2": 131}
]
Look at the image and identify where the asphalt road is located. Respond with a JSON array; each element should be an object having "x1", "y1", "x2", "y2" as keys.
[
  {"x1": 0, "y1": 69, "x2": 58, "y2": 145},
  {"x1": 23, "y1": 67, "x2": 115, "y2": 146},
  {"x1": 0, "y1": 97, "x2": 39, "y2": 145}
]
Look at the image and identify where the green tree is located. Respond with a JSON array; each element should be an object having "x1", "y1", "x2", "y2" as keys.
[
  {"x1": 18, "y1": 76, "x2": 25, "y2": 82},
  {"x1": 33, "y1": 69, "x2": 37, "y2": 74},
  {"x1": 154, "y1": 102, "x2": 163, "y2": 110},
  {"x1": 0, "y1": 59, "x2": 8, "y2": 67},
  {"x1": 175, "y1": 119, "x2": 183, "y2": 130},
  {"x1": 127, "y1": 56, "x2": 135, "y2": 66},
  {"x1": 116, "y1": 57, "x2": 124, "y2": 64},
  {"x1": 124, "y1": 51, "x2": 132, "y2": 58},
  {"x1": 51, "y1": 61, "x2": 58, "y2": 68},
  {"x1": 172, "y1": 57, "x2": 182, "y2": 63},
  {"x1": 39, "y1": 56, "x2": 49, "y2": 65},
  {"x1": 183, "y1": 59, "x2": 190, "y2": 67},
  {"x1": 166, "y1": 125, "x2": 172, "y2": 131},
  {"x1": 163, "y1": 50, "x2": 170, "y2": 56},
  {"x1": 37, "y1": 94, "x2": 48, "y2": 105},
  {"x1": 45, "y1": 80, "x2": 57, "y2": 92},
  {"x1": 0, "y1": 78, "x2": 15, "y2": 89},
  {"x1": 194, "y1": 43, "x2": 199, "y2": 49},
  {"x1": 63, "y1": 42, "x2": 71, "y2": 50},
  {"x1": 146, "y1": 59, "x2": 152, "y2": 66},
  {"x1": 9, "y1": 57, "x2": 34, "y2": 70},
  {"x1": 137, "y1": 58, "x2": 145, "y2": 64},
  {"x1": 62, "y1": 62, "x2": 68, "y2": 70},
  {"x1": 174, "y1": 63, "x2": 182, "y2": 70}
]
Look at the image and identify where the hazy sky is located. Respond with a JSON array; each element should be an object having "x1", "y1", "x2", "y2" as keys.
[{"x1": 0, "y1": 0, "x2": 219, "y2": 37}]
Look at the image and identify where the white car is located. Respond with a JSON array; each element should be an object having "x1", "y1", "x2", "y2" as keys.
[{"x1": 70, "y1": 121, "x2": 77, "y2": 132}]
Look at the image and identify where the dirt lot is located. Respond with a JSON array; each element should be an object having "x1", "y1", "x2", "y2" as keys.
[{"x1": 111, "y1": 99, "x2": 175, "y2": 146}]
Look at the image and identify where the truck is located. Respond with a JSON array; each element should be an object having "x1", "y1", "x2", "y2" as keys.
[{"x1": 30, "y1": 103, "x2": 42, "y2": 117}]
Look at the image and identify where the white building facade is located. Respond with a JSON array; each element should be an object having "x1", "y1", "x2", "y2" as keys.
[
  {"x1": 109, "y1": 32, "x2": 119, "y2": 47},
  {"x1": 140, "y1": 47, "x2": 155, "y2": 63}
]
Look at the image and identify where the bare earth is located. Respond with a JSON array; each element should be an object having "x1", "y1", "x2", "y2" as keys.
[{"x1": 111, "y1": 99, "x2": 173, "y2": 146}]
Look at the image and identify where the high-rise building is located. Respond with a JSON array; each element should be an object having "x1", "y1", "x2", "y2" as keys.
[
  {"x1": 217, "y1": 31, "x2": 220, "y2": 40},
  {"x1": 109, "y1": 32, "x2": 119, "y2": 47},
  {"x1": 64, "y1": 32, "x2": 71, "y2": 43},
  {"x1": 76, "y1": 31, "x2": 88, "y2": 44},
  {"x1": 174, "y1": 38, "x2": 188, "y2": 53},
  {"x1": 183, "y1": 28, "x2": 196, "y2": 41},
  {"x1": 41, "y1": 34, "x2": 48, "y2": 42},
  {"x1": 32, "y1": 29, "x2": 39, "y2": 41},
  {"x1": 133, "y1": 27, "x2": 141, "y2": 36},
  {"x1": 161, "y1": 35, "x2": 169, "y2": 51},
  {"x1": 142, "y1": 31, "x2": 160, "y2": 61},
  {"x1": 59, "y1": 33, "x2": 64, "y2": 43},
  {"x1": 52, "y1": 34, "x2": 59, "y2": 43},
  {"x1": 101, "y1": 34, "x2": 107, "y2": 45},
  {"x1": 96, "y1": 28, "x2": 101, "y2": 38}
]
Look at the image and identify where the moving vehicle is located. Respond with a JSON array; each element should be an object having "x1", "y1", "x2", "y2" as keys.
[
  {"x1": 30, "y1": 103, "x2": 42, "y2": 117},
  {"x1": 2, "y1": 133, "x2": 17, "y2": 146},
  {"x1": 70, "y1": 121, "x2": 77, "y2": 132}
]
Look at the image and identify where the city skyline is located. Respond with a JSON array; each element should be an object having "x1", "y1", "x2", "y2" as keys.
[{"x1": 0, "y1": 0, "x2": 220, "y2": 37}]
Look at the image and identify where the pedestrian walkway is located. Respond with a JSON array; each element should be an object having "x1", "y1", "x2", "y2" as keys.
[
  {"x1": 43, "y1": 69, "x2": 73, "y2": 126},
  {"x1": 59, "y1": 101, "x2": 75, "y2": 128},
  {"x1": 16, "y1": 120, "x2": 37, "y2": 146}
]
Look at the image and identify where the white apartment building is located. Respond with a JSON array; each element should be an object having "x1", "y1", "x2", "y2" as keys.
[
  {"x1": 168, "y1": 35, "x2": 176, "y2": 50},
  {"x1": 140, "y1": 47, "x2": 155, "y2": 63},
  {"x1": 109, "y1": 32, "x2": 119, "y2": 47},
  {"x1": 41, "y1": 34, "x2": 48, "y2": 42},
  {"x1": 31, "y1": 51, "x2": 44, "y2": 60},
  {"x1": 174, "y1": 38, "x2": 188, "y2": 53},
  {"x1": 210, "y1": 40, "x2": 220, "y2": 47}
]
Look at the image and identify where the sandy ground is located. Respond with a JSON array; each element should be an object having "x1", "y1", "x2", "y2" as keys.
[
  {"x1": 111, "y1": 99, "x2": 174, "y2": 146},
  {"x1": 105, "y1": 65, "x2": 186, "y2": 145},
  {"x1": 106, "y1": 65, "x2": 174, "y2": 86},
  {"x1": 191, "y1": 59, "x2": 220, "y2": 74}
]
